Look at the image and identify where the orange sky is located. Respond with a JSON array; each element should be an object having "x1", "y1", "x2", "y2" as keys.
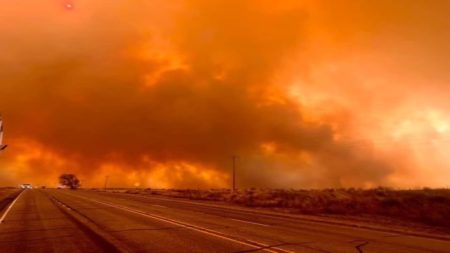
[{"x1": 0, "y1": 0, "x2": 449, "y2": 188}]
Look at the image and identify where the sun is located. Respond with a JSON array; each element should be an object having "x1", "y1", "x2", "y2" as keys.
[{"x1": 65, "y1": 3, "x2": 74, "y2": 10}]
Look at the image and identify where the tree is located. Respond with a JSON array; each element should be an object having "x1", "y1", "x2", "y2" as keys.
[{"x1": 59, "y1": 174, "x2": 80, "y2": 189}]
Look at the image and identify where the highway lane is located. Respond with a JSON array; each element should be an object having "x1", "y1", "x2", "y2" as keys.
[
  {"x1": 0, "y1": 189, "x2": 114, "y2": 253},
  {"x1": 0, "y1": 189, "x2": 449, "y2": 252},
  {"x1": 48, "y1": 189, "x2": 450, "y2": 253},
  {"x1": 47, "y1": 190, "x2": 275, "y2": 253}
]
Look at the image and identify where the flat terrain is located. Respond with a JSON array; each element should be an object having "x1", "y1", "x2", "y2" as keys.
[
  {"x1": 0, "y1": 188, "x2": 20, "y2": 200},
  {"x1": 0, "y1": 189, "x2": 449, "y2": 253},
  {"x1": 117, "y1": 188, "x2": 450, "y2": 230},
  {"x1": 0, "y1": 188, "x2": 22, "y2": 218}
]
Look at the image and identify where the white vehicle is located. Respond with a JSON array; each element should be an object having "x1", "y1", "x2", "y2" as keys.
[
  {"x1": 0, "y1": 115, "x2": 7, "y2": 151},
  {"x1": 20, "y1": 184, "x2": 33, "y2": 189}
]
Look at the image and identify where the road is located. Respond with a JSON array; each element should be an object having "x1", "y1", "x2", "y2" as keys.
[{"x1": 0, "y1": 189, "x2": 449, "y2": 253}]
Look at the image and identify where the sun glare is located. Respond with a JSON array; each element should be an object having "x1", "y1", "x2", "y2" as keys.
[{"x1": 65, "y1": 3, "x2": 74, "y2": 10}]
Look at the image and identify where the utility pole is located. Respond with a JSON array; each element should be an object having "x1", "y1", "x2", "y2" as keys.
[
  {"x1": 104, "y1": 175, "x2": 109, "y2": 191},
  {"x1": 232, "y1": 155, "x2": 237, "y2": 192},
  {"x1": 0, "y1": 115, "x2": 8, "y2": 151}
]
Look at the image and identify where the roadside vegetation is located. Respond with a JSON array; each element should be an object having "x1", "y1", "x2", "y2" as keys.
[
  {"x1": 0, "y1": 188, "x2": 22, "y2": 212},
  {"x1": 109, "y1": 187, "x2": 450, "y2": 229}
]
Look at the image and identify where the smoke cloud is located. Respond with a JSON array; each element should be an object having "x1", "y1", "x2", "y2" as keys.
[{"x1": 0, "y1": 0, "x2": 449, "y2": 188}]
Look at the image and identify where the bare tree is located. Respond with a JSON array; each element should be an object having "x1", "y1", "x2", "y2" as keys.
[{"x1": 59, "y1": 174, "x2": 80, "y2": 189}]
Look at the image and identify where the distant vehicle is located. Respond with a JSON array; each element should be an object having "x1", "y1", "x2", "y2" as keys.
[
  {"x1": 20, "y1": 184, "x2": 33, "y2": 189},
  {"x1": 0, "y1": 115, "x2": 7, "y2": 151}
]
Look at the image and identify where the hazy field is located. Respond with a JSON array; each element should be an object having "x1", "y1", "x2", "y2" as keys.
[
  {"x1": 101, "y1": 187, "x2": 450, "y2": 230},
  {"x1": 0, "y1": 188, "x2": 21, "y2": 212},
  {"x1": 0, "y1": 188, "x2": 20, "y2": 200}
]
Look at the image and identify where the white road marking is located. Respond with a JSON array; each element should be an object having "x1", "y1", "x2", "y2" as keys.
[
  {"x1": 62, "y1": 193, "x2": 294, "y2": 253},
  {"x1": 152, "y1": 204, "x2": 167, "y2": 208},
  {"x1": 230, "y1": 218, "x2": 271, "y2": 227},
  {"x1": 0, "y1": 190, "x2": 25, "y2": 224}
]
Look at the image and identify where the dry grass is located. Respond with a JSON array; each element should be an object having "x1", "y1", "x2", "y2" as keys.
[
  {"x1": 112, "y1": 187, "x2": 450, "y2": 229},
  {"x1": 0, "y1": 188, "x2": 21, "y2": 212}
]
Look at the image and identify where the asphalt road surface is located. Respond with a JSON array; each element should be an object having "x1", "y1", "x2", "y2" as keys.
[{"x1": 0, "y1": 189, "x2": 449, "y2": 253}]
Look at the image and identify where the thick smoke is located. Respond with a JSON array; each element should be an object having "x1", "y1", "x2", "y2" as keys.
[{"x1": 0, "y1": 0, "x2": 449, "y2": 188}]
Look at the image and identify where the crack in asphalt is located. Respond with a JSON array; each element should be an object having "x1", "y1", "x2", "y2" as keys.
[
  {"x1": 235, "y1": 241, "x2": 333, "y2": 253},
  {"x1": 5, "y1": 216, "x2": 68, "y2": 222},
  {"x1": 0, "y1": 235, "x2": 75, "y2": 244},
  {"x1": 0, "y1": 227, "x2": 73, "y2": 235},
  {"x1": 234, "y1": 242, "x2": 295, "y2": 253},
  {"x1": 296, "y1": 244, "x2": 331, "y2": 253},
  {"x1": 355, "y1": 241, "x2": 369, "y2": 253},
  {"x1": 108, "y1": 226, "x2": 184, "y2": 233},
  {"x1": 383, "y1": 234, "x2": 404, "y2": 238},
  {"x1": 44, "y1": 192, "x2": 128, "y2": 253}
]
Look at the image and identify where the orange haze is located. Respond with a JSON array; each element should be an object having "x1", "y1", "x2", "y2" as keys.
[{"x1": 1, "y1": 0, "x2": 450, "y2": 188}]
